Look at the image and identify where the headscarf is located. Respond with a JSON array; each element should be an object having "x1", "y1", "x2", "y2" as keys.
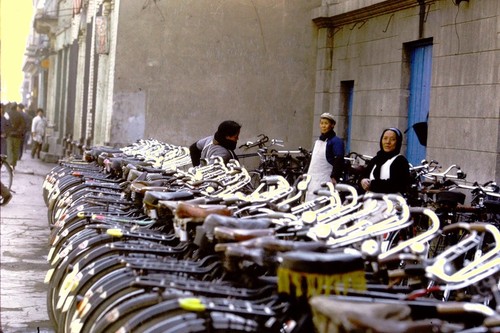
[
  {"x1": 370, "y1": 127, "x2": 403, "y2": 178},
  {"x1": 378, "y1": 127, "x2": 402, "y2": 155}
]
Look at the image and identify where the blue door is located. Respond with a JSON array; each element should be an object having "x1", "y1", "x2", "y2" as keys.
[{"x1": 407, "y1": 44, "x2": 432, "y2": 165}]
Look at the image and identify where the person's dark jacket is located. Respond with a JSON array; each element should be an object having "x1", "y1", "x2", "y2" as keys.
[
  {"x1": 363, "y1": 153, "x2": 410, "y2": 194},
  {"x1": 21, "y1": 111, "x2": 32, "y2": 136},
  {"x1": 189, "y1": 136, "x2": 213, "y2": 167},
  {"x1": 1, "y1": 113, "x2": 7, "y2": 137},
  {"x1": 5, "y1": 107, "x2": 26, "y2": 139},
  {"x1": 322, "y1": 130, "x2": 345, "y2": 182}
]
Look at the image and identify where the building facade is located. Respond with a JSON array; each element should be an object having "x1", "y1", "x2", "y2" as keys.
[
  {"x1": 28, "y1": 0, "x2": 499, "y2": 183},
  {"x1": 311, "y1": 0, "x2": 499, "y2": 183}
]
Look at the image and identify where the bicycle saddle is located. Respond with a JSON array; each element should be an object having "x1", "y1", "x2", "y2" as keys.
[
  {"x1": 130, "y1": 180, "x2": 173, "y2": 194},
  {"x1": 143, "y1": 190, "x2": 194, "y2": 207},
  {"x1": 202, "y1": 214, "x2": 273, "y2": 237},
  {"x1": 175, "y1": 202, "x2": 231, "y2": 219}
]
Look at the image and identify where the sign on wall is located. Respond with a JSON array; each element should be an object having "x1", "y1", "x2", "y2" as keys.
[
  {"x1": 73, "y1": 0, "x2": 82, "y2": 16},
  {"x1": 96, "y1": 16, "x2": 109, "y2": 54}
]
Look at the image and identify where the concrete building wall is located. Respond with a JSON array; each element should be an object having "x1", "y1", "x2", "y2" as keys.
[
  {"x1": 44, "y1": 0, "x2": 75, "y2": 155},
  {"x1": 44, "y1": 52, "x2": 57, "y2": 151},
  {"x1": 428, "y1": 0, "x2": 499, "y2": 184},
  {"x1": 312, "y1": 0, "x2": 499, "y2": 183},
  {"x1": 110, "y1": 0, "x2": 322, "y2": 150},
  {"x1": 73, "y1": 33, "x2": 87, "y2": 141},
  {"x1": 93, "y1": 1, "x2": 118, "y2": 146}
]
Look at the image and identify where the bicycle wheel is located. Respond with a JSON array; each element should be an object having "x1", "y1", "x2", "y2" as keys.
[{"x1": 1, "y1": 159, "x2": 13, "y2": 190}]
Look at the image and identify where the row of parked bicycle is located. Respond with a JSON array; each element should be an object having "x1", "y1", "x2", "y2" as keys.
[{"x1": 42, "y1": 137, "x2": 500, "y2": 333}]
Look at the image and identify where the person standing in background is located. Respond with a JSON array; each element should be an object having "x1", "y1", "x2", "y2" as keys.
[
  {"x1": 18, "y1": 104, "x2": 32, "y2": 160},
  {"x1": 4, "y1": 103, "x2": 26, "y2": 170},
  {"x1": 31, "y1": 108, "x2": 47, "y2": 159},
  {"x1": 0, "y1": 104, "x2": 7, "y2": 155},
  {"x1": 305, "y1": 113, "x2": 345, "y2": 201}
]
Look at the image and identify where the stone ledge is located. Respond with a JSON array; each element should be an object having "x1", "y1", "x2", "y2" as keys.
[
  {"x1": 40, "y1": 152, "x2": 61, "y2": 164},
  {"x1": 312, "y1": 0, "x2": 435, "y2": 28}
]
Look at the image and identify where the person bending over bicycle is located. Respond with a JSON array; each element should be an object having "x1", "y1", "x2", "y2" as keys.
[
  {"x1": 197, "y1": 120, "x2": 241, "y2": 165},
  {"x1": 360, "y1": 127, "x2": 410, "y2": 195},
  {"x1": 189, "y1": 135, "x2": 213, "y2": 167}
]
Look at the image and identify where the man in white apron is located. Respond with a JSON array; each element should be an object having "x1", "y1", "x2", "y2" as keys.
[{"x1": 305, "y1": 113, "x2": 345, "y2": 201}]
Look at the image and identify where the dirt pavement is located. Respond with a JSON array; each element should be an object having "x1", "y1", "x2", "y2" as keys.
[{"x1": 1, "y1": 152, "x2": 57, "y2": 333}]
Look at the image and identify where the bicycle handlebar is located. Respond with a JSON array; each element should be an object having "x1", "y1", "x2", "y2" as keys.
[
  {"x1": 454, "y1": 182, "x2": 500, "y2": 197},
  {"x1": 270, "y1": 139, "x2": 284, "y2": 147},
  {"x1": 345, "y1": 152, "x2": 372, "y2": 162},
  {"x1": 238, "y1": 134, "x2": 269, "y2": 149},
  {"x1": 239, "y1": 135, "x2": 296, "y2": 152},
  {"x1": 423, "y1": 164, "x2": 466, "y2": 180},
  {"x1": 410, "y1": 159, "x2": 440, "y2": 173},
  {"x1": 426, "y1": 222, "x2": 500, "y2": 288}
]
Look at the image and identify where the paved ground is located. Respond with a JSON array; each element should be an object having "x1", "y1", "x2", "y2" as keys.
[{"x1": 1, "y1": 152, "x2": 57, "y2": 333}]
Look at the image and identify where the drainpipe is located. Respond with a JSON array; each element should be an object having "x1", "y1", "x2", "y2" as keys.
[{"x1": 418, "y1": 0, "x2": 425, "y2": 39}]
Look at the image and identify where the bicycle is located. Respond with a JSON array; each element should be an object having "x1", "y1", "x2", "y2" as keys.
[
  {"x1": 238, "y1": 135, "x2": 311, "y2": 191},
  {"x1": 1, "y1": 154, "x2": 13, "y2": 189},
  {"x1": 1, "y1": 154, "x2": 14, "y2": 205},
  {"x1": 44, "y1": 139, "x2": 500, "y2": 333},
  {"x1": 341, "y1": 152, "x2": 372, "y2": 193}
]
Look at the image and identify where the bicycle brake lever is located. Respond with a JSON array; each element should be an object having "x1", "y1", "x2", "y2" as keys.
[
  {"x1": 238, "y1": 142, "x2": 252, "y2": 149},
  {"x1": 258, "y1": 134, "x2": 269, "y2": 141},
  {"x1": 269, "y1": 139, "x2": 284, "y2": 147}
]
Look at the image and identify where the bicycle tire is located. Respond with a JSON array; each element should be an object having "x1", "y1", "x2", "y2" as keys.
[
  {"x1": 134, "y1": 297, "x2": 275, "y2": 333},
  {"x1": 1, "y1": 159, "x2": 13, "y2": 190},
  {"x1": 91, "y1": 292, "x2": 165, "y2": 333},
  {"x1": 140, "y1": 313, "x2": 206, "y2": 333},
  {"x1": 117, "y1": 298, "x2": 192, "y2": 333},
  {"x1": 46, "y1": 234, "x2": 116, "y2": 325},
  {"x1": 43, "y1": 165, "x2": 67, "y2": 206},
  {"x1": 60, "y1": 262, "x2": 129, "y2": 332},
  {"x1": 78, "y1": 274, "x2": 144, "y2": 333}
]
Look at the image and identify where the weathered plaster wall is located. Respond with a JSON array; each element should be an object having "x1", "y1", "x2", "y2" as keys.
[
  {"x1": 110, "y1": 91, "x2": 146, "y2": 145},
  {"x1": 111, "y1": 0, "x2": 321, "y2": 152}
]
